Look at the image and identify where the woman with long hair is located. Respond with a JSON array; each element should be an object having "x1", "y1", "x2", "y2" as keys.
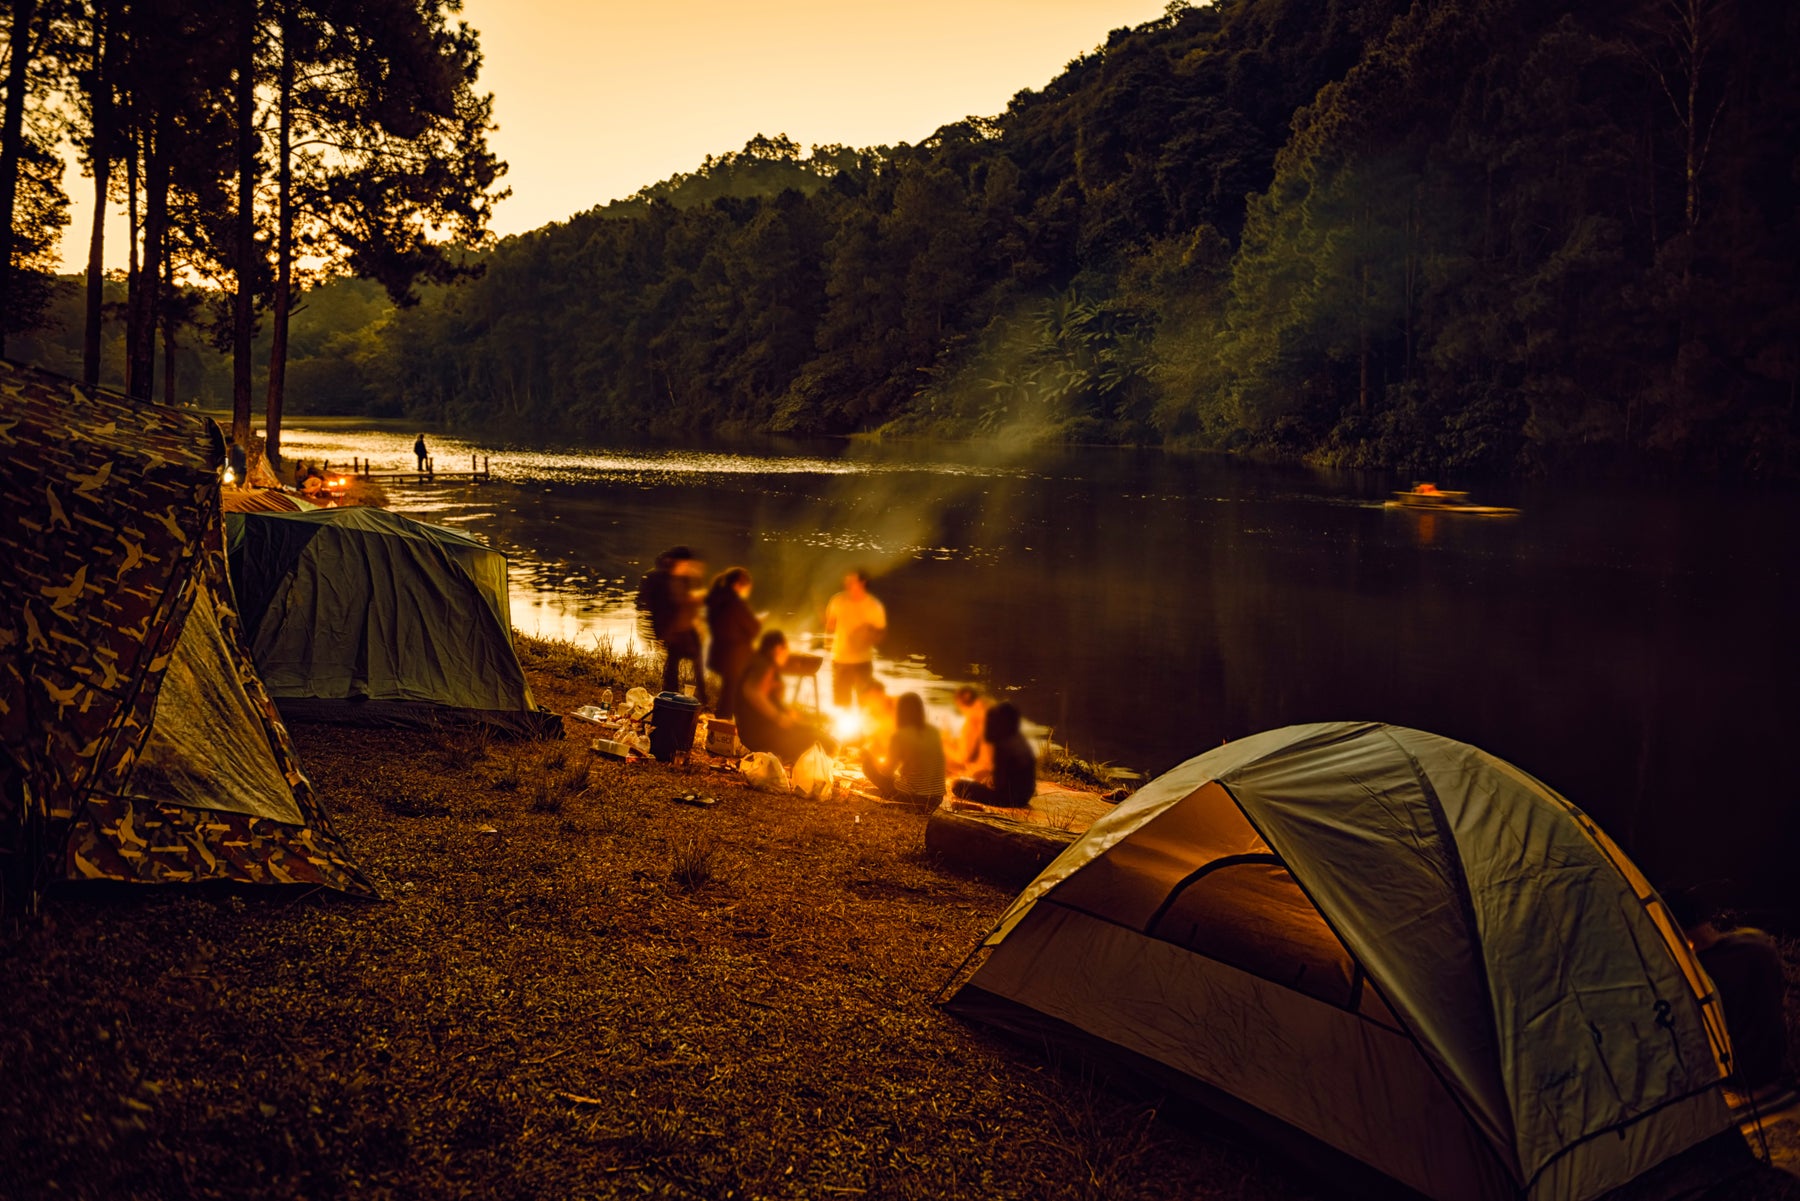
[
  {"x1": 861, "y1": 691, "x2": 947, "y2": 809},
  {"x1": 704, "y1": 566, "x2": 759, "y2": 718}
]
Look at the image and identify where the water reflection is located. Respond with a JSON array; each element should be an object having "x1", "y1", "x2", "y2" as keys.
[{"x1": 260, "y1": 420, "x2": 1799, "y2": 915}]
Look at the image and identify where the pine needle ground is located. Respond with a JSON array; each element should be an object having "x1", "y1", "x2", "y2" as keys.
[{"x1": 1, "y1": 640, "x2": 1794, "y2": 1200}]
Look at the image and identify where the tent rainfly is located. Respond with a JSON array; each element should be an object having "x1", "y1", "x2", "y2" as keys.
[
  {"x1": 226, "y1": 506, "x2": 560, "y2": 737},
  {"x1": 0, "y1": 359, "x2": 373, "y2": 898},
  {"x1": 946, "y1": 722, "x2": 1740, "y2": 1201}
]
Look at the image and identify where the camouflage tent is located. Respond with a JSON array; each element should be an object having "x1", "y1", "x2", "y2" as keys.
[{"x1": 0, "y1": 360, "x2": 373, "y2": 900}]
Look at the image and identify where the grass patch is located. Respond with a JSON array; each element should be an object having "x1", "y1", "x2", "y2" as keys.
[
  {"x1": 669, "y1": 836, "x2": 719, "y2": 893},
  {"x1": 528, "y1": 769, "x2": 565, "y2": 814},
  {"x1": 514, "y1": 632, "x2": 660, "y2": 694},
  {"x1": 489, "y1": 755, "x2": 523, "y2": 793},
  {"x1": 437, "y1": 722, "x2": 495, "y2": 771}
]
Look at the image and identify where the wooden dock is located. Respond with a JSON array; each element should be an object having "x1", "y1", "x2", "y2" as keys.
[{"x1": 338, "y1": 454, "x2": 493, "y2": 483}]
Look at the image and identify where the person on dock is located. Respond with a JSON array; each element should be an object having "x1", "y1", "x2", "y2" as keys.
[
  {"x1": 861, "y1": 691, "x2": 946, "y2": 809},
  {"x1": 413, "y1": 434, "x2": 429, "y2": 474},
  {"x1": 825, "y1": 568, "x2": 886, "y2": 707},
  {"x1": 736, "y1": 630, "x2": 832, "y2": 763},
  {"x1": 636, "y1": 546, "x2": 709, "y2": 705},
  {"x1": 951, "y1": 701, "x2": 1035, "y2": 808},
  {"x1": 704, "y1": 566, "x2": 760, "y2": 720}
]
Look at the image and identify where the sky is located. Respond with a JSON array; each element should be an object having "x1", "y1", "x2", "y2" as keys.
[{"x1": 56, "y1": 0, "x2": 1170, "y2": 271}]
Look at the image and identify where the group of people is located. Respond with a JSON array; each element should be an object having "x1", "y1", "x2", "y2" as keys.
[
  {"x1": 854, "y1": 685, "x2": 1037, "y2": 809},
  {"x1": 634, "y1": 547, "x2": 1035, "y2": 808}
]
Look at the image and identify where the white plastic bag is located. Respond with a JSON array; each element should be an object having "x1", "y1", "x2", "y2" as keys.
[
  {"x1": 792, "y1": 743, "x2": 835, "y2": 800},
  {"x1": 623, "y1": 687, "x2": 655, "y2": 720},
  {"x1": 738, "y1": 751, "x2": 790, "y2": 793}
]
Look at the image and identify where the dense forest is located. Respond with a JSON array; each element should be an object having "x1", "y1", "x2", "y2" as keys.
[
  {"x1": 0, "y1": 0, "x2": 503, "y2": 460},
  {"x1": 17, "y1": 0, "x2": 1800, "y2": 475}
]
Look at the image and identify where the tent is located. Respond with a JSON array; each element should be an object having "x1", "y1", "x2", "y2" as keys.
[
  {"x1": 220, "y1": 486, "x2": 318, "y2": 514},
  {"x1": 226, "y1": 506, "x2": 560, "y2": 737},
  {"x1": 945, "y1": 722, "x2": 1738, "y2": 1201},
  {"x1": 0, "y1": 359, "x2": 373, "y2": 898}
]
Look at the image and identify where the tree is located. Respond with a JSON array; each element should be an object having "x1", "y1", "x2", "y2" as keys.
[
  {"x1": 0, "y1": 0, "x2": 71, "y2": 350},
  {"x1": 259, "y1": 0, "x2": 504, "y2": 462}
]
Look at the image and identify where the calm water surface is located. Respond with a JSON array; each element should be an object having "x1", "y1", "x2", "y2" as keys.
[{"x1": 275, "y1": 420, "x2": 1799, "y2": 914}]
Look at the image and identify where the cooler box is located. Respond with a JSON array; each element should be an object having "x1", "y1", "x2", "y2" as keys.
[{"x1": 649, "y1": 692, "x2": 703, "y2": 761}]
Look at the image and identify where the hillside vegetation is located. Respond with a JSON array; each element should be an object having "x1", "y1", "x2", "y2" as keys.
[{"x1": 26, "y1": 0, "x2": 1800, "y2": 475}]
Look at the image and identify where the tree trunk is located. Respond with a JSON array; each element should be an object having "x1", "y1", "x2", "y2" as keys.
[
  {"x1": 161, "y1": 250, "x2": 175, "y2": 405},
  {"x1": 82, "y1": 10, "x2": 112, "y2": 387},
  {"x1": 1358, "y1": 262, "x2": 1371, "y2": 415},
  {"x1": 231, "y1": 0, "x2": 258, "y2": 449},
  {"x1": 127, "y1": 119, "x2": 166, "y2": 401},
  {"x1": 0, "y1": 0, "x2": 41, "y2": 355},
  {"x1": 123, "y1": 105, "x2": 139, "y2": 376},
  {"x1": 264, "y1": 5, "x2": 293, "y2": 466}
]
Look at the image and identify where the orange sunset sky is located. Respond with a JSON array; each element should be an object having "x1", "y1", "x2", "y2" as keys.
[{"x1": 56, "y1": 0, "x2": 1170, "y2": 272}]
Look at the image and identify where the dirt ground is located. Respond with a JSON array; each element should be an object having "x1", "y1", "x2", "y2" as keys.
[{"x1": 1, "y1": 648, "x2": 1795, "y2": 1200}]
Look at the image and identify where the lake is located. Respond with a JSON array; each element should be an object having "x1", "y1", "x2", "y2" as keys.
[{"x1": 271, "y1": 419, "x2": 1799, "y2": 916}]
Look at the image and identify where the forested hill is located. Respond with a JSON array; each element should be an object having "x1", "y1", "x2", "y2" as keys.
[{"x1": 44, "y1": 0, "x2": 1794, "y2": 475}]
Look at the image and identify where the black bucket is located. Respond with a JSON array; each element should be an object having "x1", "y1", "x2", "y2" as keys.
[{"x1": 649, "y1": 692, "x2": 703, "y2": 761}]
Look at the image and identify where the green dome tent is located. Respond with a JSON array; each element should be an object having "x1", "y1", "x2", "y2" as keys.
[
  {"x1": 946, "y1": 722, "x2": 1739, "y2": 1201},
  {"x1": 225, "y1": 507, "x2": 559, "y2": 737}
]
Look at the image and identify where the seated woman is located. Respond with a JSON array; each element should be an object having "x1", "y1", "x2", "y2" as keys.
[
  {"x1": 735, "y1": 630, "x2": 833, "y2": 763},
  {"x1": 945, "y1": 685, "x2": 992, "y2": 778},
  {"x1": 951, "y1": 701, "x2": 1035, "y2": 808},
  {"x1": 860, "y1": 692, "x2": 947, "y2": 809}
]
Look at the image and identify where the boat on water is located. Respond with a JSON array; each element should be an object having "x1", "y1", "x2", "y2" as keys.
[{"x1": 1383, "y1": 482, "x2": 1521, "y2": 517}]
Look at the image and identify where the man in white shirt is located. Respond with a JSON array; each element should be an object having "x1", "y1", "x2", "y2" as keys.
[{"x1": 824, "y1": 568, "x2": 887, "y2": 707}]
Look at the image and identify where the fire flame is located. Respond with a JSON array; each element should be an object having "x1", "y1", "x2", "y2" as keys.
[{"x1": 831, "y1": 706, "x2": 866, "y2": 743}]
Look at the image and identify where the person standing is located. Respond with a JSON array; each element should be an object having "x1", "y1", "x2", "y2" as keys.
[
  {"x1": 635, "y1": 546, "x2": 709, "y2": 705},
  {"x1": 413, "y1": 433, "x2": 429, "y2": 474},
  {"x1": 824, "y1": 567, "x2": 886, "y2": 707},
  {"x1": 704, "y1": 566, "x2": 760, "y2": 719}
]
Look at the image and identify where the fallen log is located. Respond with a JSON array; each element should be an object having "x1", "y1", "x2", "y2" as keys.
[{"x1": 924, "y1": 808, "x2": 1080, "y2": 887}]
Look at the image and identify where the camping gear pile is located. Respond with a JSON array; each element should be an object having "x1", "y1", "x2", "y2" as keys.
[
  {"x1": 0, "y1": 360, "x2": 373, "y2": 902},
  {"x1": 946, "y1": 721, "x2": 1737, "y2": 1201}
]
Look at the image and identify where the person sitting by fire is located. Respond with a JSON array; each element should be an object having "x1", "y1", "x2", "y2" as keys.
[
  {"x1": 736, "y1": 630, "x2": 833, "y2": 763},
  {"x1": 1667, "y1": 887, "x2": 1793, "y2": 1100},
  {"x1": 857, "y1": 679, "x2": 896, "y2": 749},
  {"x1": 861, "y1": 691, "x2": 946, "y2": 809},
  {"x1": 951, "y1": 701, "x2": 1035, "y2": 808},
  {"x1": 946, "y1": 685, "x2": 992, "y2": 778},
  {"x1": 704, "y1": 566, "x2": 760, "y2": 720}
]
